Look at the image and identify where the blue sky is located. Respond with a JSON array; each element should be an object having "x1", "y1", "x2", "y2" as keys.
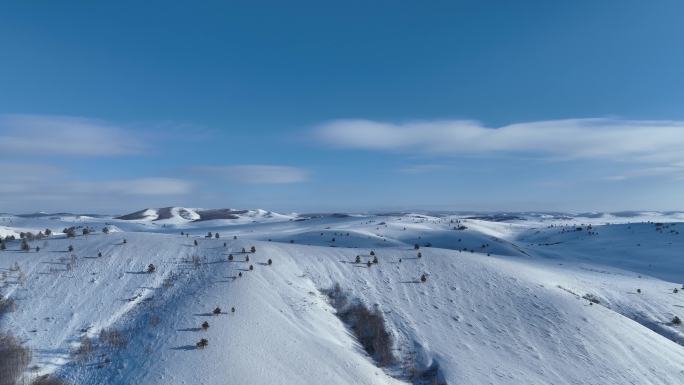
[{"x1": 1, "y1": 0, "x2": 684, "y2": 213}]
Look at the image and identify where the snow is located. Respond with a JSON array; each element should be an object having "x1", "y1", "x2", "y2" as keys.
[{"x1": 1, "y1": 210, "x2": 683, "y2": 384}]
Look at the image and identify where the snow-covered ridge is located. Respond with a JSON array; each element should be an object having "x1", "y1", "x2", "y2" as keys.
[{"x1": 115, "y1": 207, "x2": 295, "y2": 224}]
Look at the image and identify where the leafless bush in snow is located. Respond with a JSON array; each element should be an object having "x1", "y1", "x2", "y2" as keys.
[{"x1": 99, "y1": 328, "x2": 127, "y2": 349}]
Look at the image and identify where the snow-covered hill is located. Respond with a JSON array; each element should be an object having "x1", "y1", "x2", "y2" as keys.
[
  {"x1": 115, "y1": 207, "x2": 295, "y2": 225},
  {"x1": 1, "y1": 211, "x2": 684, "y2": 384}
]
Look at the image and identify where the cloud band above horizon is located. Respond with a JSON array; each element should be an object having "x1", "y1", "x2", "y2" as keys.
[{"x1": 314, "y1": 118, "x2": 684, "y2": 164}]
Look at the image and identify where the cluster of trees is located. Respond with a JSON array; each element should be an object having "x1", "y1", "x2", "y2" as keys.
[
  {"x1": 63, "y1": 227, "x2": 77, "y2": 238},
  {"x1": 18, "y1": 229, "x2": 51, "y2": 241},
  {"x1": 0, "y1": 229, "x2": 53, "y2": 251},
  {"x1": 355, "y1": 253, "x2": 379, "y2": 267}
]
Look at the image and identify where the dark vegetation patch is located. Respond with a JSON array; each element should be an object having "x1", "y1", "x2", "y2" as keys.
[
  {"x1": 324, "y1": 283, "x2": 395, "y2": 367},
  {"x1": 0, "y1": 333, "x2": 32, "y2": 385},
  {"x1": 194, "y1": 209, "x2": 247, "y2": 221},
  {"x1": 465, "y1": 214, "x2": 525, "y2": 222},
  {"x1": 324, "y1": 284, "x2": 448, "y2": 384},
  {"x1": 31, "y1": 375, "x2": 70, "y2": 385},
  {"x1": 0, "y1": 296, "x2": 17, "y2": 318}
]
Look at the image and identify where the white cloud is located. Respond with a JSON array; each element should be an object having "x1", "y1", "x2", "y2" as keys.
[
  {"x1": 0, "y1": 165, "x2": 192, "y2": 212},
  {"x1": 0, "y1": 114, "x2": 143, "y2": 156},
  {"x1": 314, "y1": 118, "x2": 684, "y2": 164},
  {"x1": 604, "y1": 164, "x2": 684, "y2": 181},
  {"x1": 0, "y1": 175, "x2": 194, "y2": 213},
  {"x1": 197, "y1": 165, "x2": 309, "y2": 184}
]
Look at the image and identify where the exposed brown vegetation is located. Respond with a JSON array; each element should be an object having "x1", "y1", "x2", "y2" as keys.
[{"x1": 0, "y1": 333, "x2": 32, "y2": 385}]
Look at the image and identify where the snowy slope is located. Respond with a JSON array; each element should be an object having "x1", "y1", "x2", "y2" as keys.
[{"x1": 1, "y1": 211, "x2": 684, "y2": 385}]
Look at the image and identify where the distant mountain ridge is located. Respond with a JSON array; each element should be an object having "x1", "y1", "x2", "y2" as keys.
[{"x1": 115, "y1": 206, "x2": 293, "y2": 222}]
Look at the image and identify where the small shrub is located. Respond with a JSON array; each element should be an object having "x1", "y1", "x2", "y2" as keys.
[
  {"x1": 68, "y1": 245, "x2": 74, "y2": 252},
  {"x1": 673, "y1": 316, "x2": 682, "y2": 325},
  {"x1": 99, "y1": 329, "x2": 127, "y2": 349},
  {"x1": 196, "y1": 338, "x2": 208, "y2": 349},
  {"x1": 249, "y1": 264, "x2": 253, "y2": 271},
  {"x1": 149, "y1": 315, "x2": 161, "y2": 327},
  {"x1": 201, "y1": 321, "x2": 209, "y2": 331},
  {"x1": 420, "y1": 274, "x2": 427, "y2": 283},
  {"x1": 191, "y1": 255, "x2": 201, "y2": 267},
  {"x1": 213, "y1": 307, "x2": 221, "y2": 315},
  {"x1": 228, "y1": 254, "x2": 233, "y2": 261},
  {"x1": 355, "y1": 255, "x2": 361, "y2": 263},
  {"x1": 267, "y1": 259, "x2": 272, "y2": 265},
  {"x1": 582, "y1": 294, "x2": 600, "y2": 304},
  {"x1": 250, "y1": 246, "x2": 256, "y2": 253},
  {"x1": 162, "y1": 275, "x2": 175, "y2": 289},
  {"x1": 325, "y1": 283, "x2": 349, "y2": 310},
  {"x1": 147, "y1": 264, "x2": 156, "y2": 273},
  {"x1": 72, "y1": 336, "x2": 93, "y2": 361}
]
